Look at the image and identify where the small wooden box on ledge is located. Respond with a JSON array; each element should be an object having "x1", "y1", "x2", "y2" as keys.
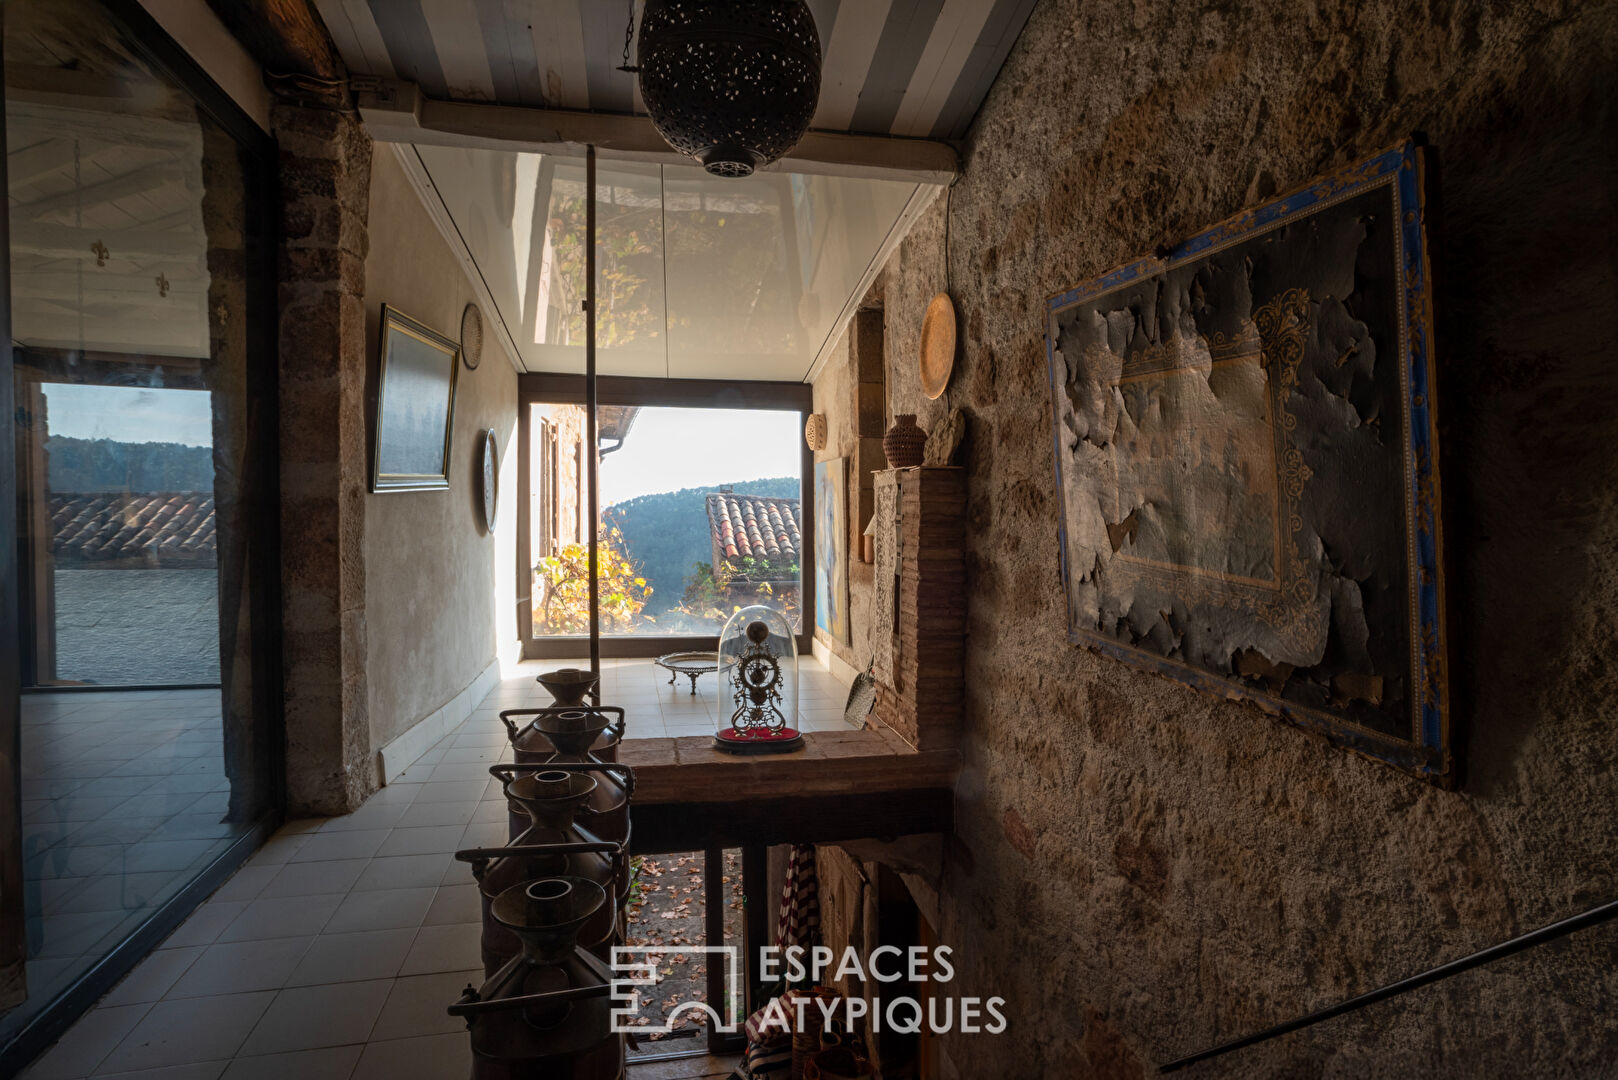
[{"x1": 873, "y1": 466, "x2": 965, "y2": 751}]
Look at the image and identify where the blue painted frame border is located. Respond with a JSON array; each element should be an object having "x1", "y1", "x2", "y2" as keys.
[{"x1": 1043, "y1": 139, "x2": 1451, "y2": 782}]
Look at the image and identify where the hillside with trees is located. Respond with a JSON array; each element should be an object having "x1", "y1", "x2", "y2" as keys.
[
  {"x1": 605, "y1": 476, "x2": 798, "y2": 617},
  {"x1": 47, "y1": 436, "x2": 213, "y2": 493}
]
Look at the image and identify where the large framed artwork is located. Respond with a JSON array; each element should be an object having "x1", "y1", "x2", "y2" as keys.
[
  {"x1": 373, "y1": 305, "x2": 460, "y2": 492},
  {"x1": 1044, "y1": 140, "x2": 1451, "y2": 780},
  {"x1": 814, "y1": 457, "x2": 849, "y2": 643}
]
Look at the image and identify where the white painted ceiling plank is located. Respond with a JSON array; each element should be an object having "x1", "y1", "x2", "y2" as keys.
[
  {"x1": 891, "y1": 0, "x2": 995, "y2": 137},
  {"x1": 527, "y1": 0, "x2": 591, "y2": 110},
  {"x1": 422, "y1": 0, "x2": 498, "y2": 100},
  {"x1": 310, "y1": 0, "x2": 363, "y2": 68},
  {"x1": 318, "y1": 0, "x2": 396, "y2": 77},
  {"x1": 812, "y1": 0, "x2": 891, "y2": 132}
]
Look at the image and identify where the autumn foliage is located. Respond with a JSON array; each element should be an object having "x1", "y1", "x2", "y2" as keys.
[{"x1": 532, "y1": 528, "x2": 654, "y2": 634}]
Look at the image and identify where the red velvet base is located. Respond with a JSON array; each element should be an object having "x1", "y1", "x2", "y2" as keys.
[{"x1": 713, "y1": 727, "x2": 805, "y2": 755}]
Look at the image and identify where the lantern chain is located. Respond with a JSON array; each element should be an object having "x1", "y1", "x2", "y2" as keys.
[{"x1": 617, "y1": 1, "x2": 639, "y2": 73}]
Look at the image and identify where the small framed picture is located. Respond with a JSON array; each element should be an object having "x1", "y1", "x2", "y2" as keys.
[{"x1": 372, "y1": 305, "x2": 460, "y2": 492}]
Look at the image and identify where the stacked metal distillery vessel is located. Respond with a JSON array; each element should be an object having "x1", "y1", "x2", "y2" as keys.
[{"x1": 447, "y1": 671, "x2": 635, "y2": 1080}]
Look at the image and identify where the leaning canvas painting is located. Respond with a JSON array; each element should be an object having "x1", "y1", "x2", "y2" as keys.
[
  {"x1": 814, "y1": 457, "x2": 849, "y2": 644},
  {"x1": 1044, "y1": 139, "x2": 1451, "y2": 781}
]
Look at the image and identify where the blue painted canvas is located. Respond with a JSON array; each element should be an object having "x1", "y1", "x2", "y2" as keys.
[{"x1": 814, "y1": 457, "x2": 847, "y2": 643}]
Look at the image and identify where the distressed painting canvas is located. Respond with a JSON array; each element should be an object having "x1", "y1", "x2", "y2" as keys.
[
  {"x1": 1044, "y1": 140, "x2": 1450, "y2": 780},
  {"x1": 814, "y1": 457, "x2": 849, "y2": 644}
]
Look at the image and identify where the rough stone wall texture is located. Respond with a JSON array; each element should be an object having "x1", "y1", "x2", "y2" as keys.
[
  {"x1": 363, "y1": 147, "x2": 519, "y2": 754},
  {"x1": 834, "y1": 0, "x2": 1618, "y2": 1075},
  {"x1": 276, "y1": 104, "x2": 374, "y2": 816}
]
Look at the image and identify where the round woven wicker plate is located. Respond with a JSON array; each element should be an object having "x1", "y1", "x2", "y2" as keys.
[{"x1": 919, "y1": 291, "x2": 955, "y2": 399}]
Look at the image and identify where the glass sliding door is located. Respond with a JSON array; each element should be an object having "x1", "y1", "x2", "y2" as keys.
[{"x1": 0, "y1": 0, "x2": 279, "y2": 1064}]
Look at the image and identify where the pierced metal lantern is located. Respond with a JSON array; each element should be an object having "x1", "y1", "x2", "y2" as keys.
[
  {"x1": 716, "y1": 604, "x2": 802, "y2": 752},
  {"x1": 637, "y1": 0, "x2": 822, "y2": 178}
]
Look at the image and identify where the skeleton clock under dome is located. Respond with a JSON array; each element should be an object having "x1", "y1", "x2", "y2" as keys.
[
  {"x1": 716, "y1": 605, "x2": 802, "y2": 752},
  {"x1": 636, "y1": 0, "x2": 823, "y2": 178}
]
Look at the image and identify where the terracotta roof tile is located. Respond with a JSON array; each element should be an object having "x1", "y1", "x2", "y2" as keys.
[
  {"x1": 51, "y1": 492, "x2": 216, "y2": 567},
  {"x1": 705, "y1": 492, "x2": 800, "y2": 579}
]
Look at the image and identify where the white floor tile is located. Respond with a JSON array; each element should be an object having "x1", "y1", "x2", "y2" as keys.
[
  {"x1": 258, "y1": 858, "x2": 368, "y2": 899},
  {"x1": 285, "y1": 928, "x2": 416, "y2": 986},
  {"x1": 375, "y1": 827, "x2": 465, "y2": 858},
  {"x1": 98, "y1": 946, "x2": 206, "y2": 1008},
  {"x1": 237, "y1": 980, "x2": 392, "y2": 1057},
  {"x1": 218, "y1": 1045, "x2": 361, "y2": 1080},
  {"x1": 286, "y1": 829, "x2": 390, "y2": 863},
  {"x1": 22, "y1": 1003, "x2": 151, "y2": 1080},
  {"x1": 102, "y1": 991, "x2": 275, "y2": 1072},
  {"x1": 349, "y1": 1032, "x2": 471, "y2": 1080},
  {"x1": 215, "y1": 895, "x2": 342, "y2": 943},
  {"x1": 410, "y1": 781, "x2": 488, "y2": 804},
  {"x1": 422, "y1": 884, "x2": 481, "y2": 927},
  {"x1": 96, "y1": 1061, "x2": 226, "y2": 1080},
  {"x1": 323, "y1": 888, "x2": 435, "y2": 934},
  {"x1": 161, "y1": 901, "x2": 248, "y2": 948},
  {"x1": 393, "y1": 800, "x2": 480, "y2": 829},
  {"x1": 398, "y1": 923, "x2": 482, "y2": 976},
  {"x1": 166, "y1": 936, "x2": 313, "y2": 999},
  {"x1": 368, "y1": 969, "x2": 482, "y2": 1042}
]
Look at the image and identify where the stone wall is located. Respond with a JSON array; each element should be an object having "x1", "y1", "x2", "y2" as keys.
[
  {"x1": 276, "y1": 104, "x2": 373, "y2": 816},
  {"x1": 816, "y1": 0, "x2": 1618, "y2": 1075}
]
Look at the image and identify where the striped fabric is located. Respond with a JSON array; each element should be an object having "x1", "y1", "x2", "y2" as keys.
[
  {"x1": 737, "y1": 1038, "x2": 793, "y2": 1078},
  {"x1": 777, "y1": 843, "x2": 821, "y2": 950},
  {"x1": 314, "y1": 0, "x2": 1039, "y2": 140}
]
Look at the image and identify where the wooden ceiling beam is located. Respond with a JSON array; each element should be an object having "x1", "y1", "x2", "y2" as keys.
[
  {"x1": 356, "y1": 78, "x2": 960, "y2": 186},
  {"x1": 205, "y1": 0, "x2": 348, "y2": 109}
]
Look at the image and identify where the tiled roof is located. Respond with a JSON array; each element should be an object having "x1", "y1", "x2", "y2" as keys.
[
  {"x1": 51, "y1": 493, "x2": 216, "y2": 567},
  {"x1": 706, "y1": 492, "x2": 801, "y2": 579}
]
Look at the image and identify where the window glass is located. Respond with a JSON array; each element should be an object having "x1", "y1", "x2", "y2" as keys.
[
  {"x1": 528, "y1": 404, "x2": 802, "y2": 639},
  {"x1": 3, "y1": 0, "x2": 276, "y2": 1051}
]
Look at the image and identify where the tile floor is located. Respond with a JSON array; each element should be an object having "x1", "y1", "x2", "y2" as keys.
[
  {"x1": 20, "y1": 658, "x2": 848, "y2": 1079},
  {"x1": 14, "y1": 688, "x2": 245, "y2": 1043}
]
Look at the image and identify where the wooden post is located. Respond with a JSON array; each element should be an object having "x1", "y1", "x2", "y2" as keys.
[
  {"x1": 743, "y1": 843, "x2": 769, "y2": 1016},
  {"x1": 705, "y1": 846, "x2": 731, "y2": 1054}
]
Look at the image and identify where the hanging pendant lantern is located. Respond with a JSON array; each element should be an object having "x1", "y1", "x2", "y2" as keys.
[{"x1": 636, "y1": 0, "x2": 822, "y2": 178}]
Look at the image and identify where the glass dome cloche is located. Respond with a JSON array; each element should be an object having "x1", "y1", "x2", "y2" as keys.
[{"x1": 716, "y1": 604, "x2": 802, "y2": 753}]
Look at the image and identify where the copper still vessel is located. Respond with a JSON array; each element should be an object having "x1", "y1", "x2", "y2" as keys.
[
  {"x1": 449, "y1": 875, "x2": 625, "y2": 1080},
  {"x1": 457, "y1": 763, "x2": 632, "y2": 976},
  {"x1": 500, "y1": 707, "x2": 630, "y2": 842}
]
